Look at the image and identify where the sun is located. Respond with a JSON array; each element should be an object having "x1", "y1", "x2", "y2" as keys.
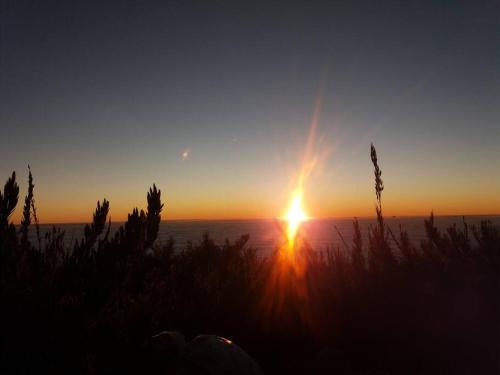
[{"x1": 285, "y1": 189, "x2": 307, "y2": 248}]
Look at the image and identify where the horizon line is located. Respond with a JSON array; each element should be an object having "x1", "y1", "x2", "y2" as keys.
[{"x1": 24, "y1": 213, "x2": 500, "y2": 226}]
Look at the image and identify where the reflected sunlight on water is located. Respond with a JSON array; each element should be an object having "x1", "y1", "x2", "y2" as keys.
[{"x1": 29, "y1": 216, "x2": 500, "y2": 255}]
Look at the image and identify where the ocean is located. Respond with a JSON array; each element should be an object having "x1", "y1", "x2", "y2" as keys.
[{"x1": 28, "y1": 215, "x2": 500, "y2": 255}]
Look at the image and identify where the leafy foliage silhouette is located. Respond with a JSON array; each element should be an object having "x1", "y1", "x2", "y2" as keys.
[{"x1": 0, "y1": 145, "x2": 498, "y2": 374}]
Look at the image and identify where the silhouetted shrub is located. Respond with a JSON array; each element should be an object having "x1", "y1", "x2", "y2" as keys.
[{"x1": 0, "y1": 146, "x2": 498, "y2": 374}]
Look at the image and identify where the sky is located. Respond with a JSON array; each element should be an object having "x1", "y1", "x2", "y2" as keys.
[{"x1": 1, "y1": 0, "x2": 498, "y2": 223}]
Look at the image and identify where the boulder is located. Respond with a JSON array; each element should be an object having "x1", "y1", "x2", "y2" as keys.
[{"x1": 180, "y1": 335, "x2": 263, "y2": 375}]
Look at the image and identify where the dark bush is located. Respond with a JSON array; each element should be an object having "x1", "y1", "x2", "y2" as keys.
[{"x1": 0, "y1": 146, "x2": 498, "y2": 374}]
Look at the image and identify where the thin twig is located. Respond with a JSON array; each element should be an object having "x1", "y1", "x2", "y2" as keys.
[{"x1": 334, "y1": 225, "x2": 349, "y2": 252}]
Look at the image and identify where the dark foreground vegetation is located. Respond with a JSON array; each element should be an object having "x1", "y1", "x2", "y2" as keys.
[{"x1": 1, "y1": 145, "x2": 498, "y2": 374}]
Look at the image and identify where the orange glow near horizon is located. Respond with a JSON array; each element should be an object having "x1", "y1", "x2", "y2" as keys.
[{"x1": 6, "y1": 188, "x2": 500, "y2": 225}]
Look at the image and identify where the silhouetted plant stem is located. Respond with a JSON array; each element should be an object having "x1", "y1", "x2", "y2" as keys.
[
  {"x1": 334, "y1": 225, "x2": 349, "y2": 252},
  {"x1": 146, "y1": 184, "x2": 164, "y2": 249},
  {"x1": 371, "y1": 143, "x2": 384, "y2": 237},
  {"x1": 25, "y1": 167, "x2": 43, "y2": 252},
  {"x1": 369, "y1": 143, "x2": 394, "y2": 270},
  {"x1": 351, "y1": 217, "x2": 365, "y2": 273},
  {"x1": 19, "y1": 166, "x2": 34, "y2": 247},
  {"x1": 0, "y1": 172, "x2": 19, "y2": 231}
]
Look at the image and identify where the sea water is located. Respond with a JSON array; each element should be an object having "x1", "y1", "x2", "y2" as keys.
[{"x1": 28, "y1": 216, "x2": 500, "y2": 255}]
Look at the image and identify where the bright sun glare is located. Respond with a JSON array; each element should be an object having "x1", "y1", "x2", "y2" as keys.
[{"x1": 285, "y1": 189, "x2": 307, "y2": 248}]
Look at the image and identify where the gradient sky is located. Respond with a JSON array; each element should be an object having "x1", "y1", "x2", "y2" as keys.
[{"x1": 1, "y1": 0, "x2": 498, "y2": 223}]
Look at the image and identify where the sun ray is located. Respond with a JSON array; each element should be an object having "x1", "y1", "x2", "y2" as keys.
[{"x1": 285, "y1": 189, "x2": 307, "y2": 249}]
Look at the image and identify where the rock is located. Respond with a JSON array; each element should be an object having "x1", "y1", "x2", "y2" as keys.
[
  {"x1": 180, "y1": 335, "x2": 263, "y2": 375},
  {"x1": 151, "y1": 330, "x2": 186, "y2": 354}
]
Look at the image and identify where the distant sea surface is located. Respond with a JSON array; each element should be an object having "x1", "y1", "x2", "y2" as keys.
[{"x1": 29, "y1": 216, "x2": 500, "y2": 254}]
